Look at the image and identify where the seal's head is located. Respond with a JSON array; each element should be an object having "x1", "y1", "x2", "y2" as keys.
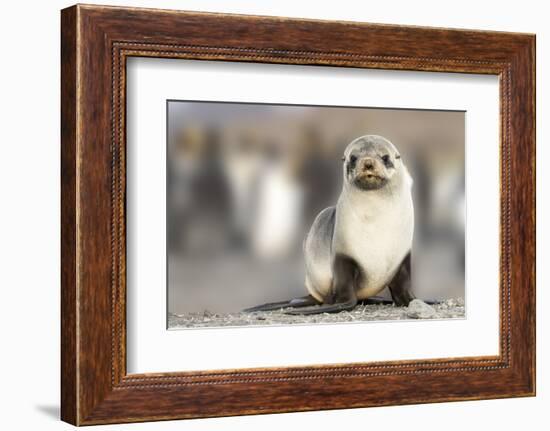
[{"x1": 342, "y1": 135, "x2": 406, "y2": 191}]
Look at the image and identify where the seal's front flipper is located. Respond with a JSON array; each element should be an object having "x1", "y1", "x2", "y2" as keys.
[
  {"x1": 421, "y1": 299, "x2": 441, "y2": 305},
  {"x1": 361, "y1": 296, "x2": 394, "y2": 305},
  {"x1": 242, "y1": 295, "x2": 319, "y2": 312},
  {"x1": 284, "y1": 299, "x2": 357, "y2": 315},
  {"x1": 388, "y1": 252, "x2": 415, "y2": 306},
  {"x1": 287, "y1": 254, "x2": 359, "y2": 315}
]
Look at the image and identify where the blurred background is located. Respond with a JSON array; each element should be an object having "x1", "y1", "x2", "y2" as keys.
[{"x1": 167, "y1": 101, "x2": 465, "y2": 316}]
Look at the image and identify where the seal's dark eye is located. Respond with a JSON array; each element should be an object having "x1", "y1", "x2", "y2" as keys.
[
  {"x1": 381, "y1": 154, "x2": 390, "y2": 164},
  {"x1": 349, "y1": 155, "x2": 357, "y2": 164}
]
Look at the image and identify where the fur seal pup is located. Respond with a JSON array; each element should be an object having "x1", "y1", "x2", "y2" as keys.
[{"x1": 244, "y1": 135, "x2": 415, "y2": 315}]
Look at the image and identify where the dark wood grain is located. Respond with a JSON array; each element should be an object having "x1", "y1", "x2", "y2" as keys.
[
  {"x1": 60, "y1": 5, "x2": 77, "y2": 425},
  {"x1": 60, "y1": 4, "x2": 535, "y2": 425}
]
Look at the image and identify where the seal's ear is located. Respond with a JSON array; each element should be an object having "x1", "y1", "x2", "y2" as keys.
[
  {"x1": 395, "y1": 154, "x2": 401, "y2": 160},
  {"x1": 341, "y1": 156, "x2": 346, "y2": 162}
]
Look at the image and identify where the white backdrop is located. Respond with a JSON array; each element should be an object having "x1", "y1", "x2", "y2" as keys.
[
  {"x1": 127, "y1": 59, "x2": 499, "y2": 373},
  {"x1": 0, "y1": 0, "x2": 545, "y2": 430}
]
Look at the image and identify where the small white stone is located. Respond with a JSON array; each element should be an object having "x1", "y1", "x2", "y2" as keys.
[{"x1": 407, "y1": 299, "x2": 437, "y2": 319}]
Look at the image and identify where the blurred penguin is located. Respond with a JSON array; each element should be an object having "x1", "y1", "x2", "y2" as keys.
[{"x1": 168, "y1": 126, "x2": 231, "y2": 255}]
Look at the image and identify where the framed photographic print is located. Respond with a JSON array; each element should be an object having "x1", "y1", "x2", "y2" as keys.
[{"x1": 61, "y1": 4, "x2": 535, "y2": 425}]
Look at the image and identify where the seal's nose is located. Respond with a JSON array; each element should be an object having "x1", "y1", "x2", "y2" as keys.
[{"x1": 362, "y1": 158, "x2": 375, "y2": 171}]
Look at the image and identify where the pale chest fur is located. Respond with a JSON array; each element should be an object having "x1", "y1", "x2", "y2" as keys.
[{"x1": 333, "y1": 188, "x2": 414, "y2": 298}]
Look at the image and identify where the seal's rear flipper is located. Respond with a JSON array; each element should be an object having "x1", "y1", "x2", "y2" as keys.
[
  {"x1": 284, "y1": 299, "x2": 357, "y2": 315},
  {"x1": 243, "y1": 295, "x2": 319, "y2": 312}
]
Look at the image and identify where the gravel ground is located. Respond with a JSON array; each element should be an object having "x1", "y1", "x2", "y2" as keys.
[{"x1": 168, "y1": 298, "x2": 465, "y2": 329}]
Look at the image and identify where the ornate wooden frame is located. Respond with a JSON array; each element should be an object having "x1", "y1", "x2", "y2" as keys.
[{"x1": 61, "y1": 4, "x2": 535, "y2": 425}]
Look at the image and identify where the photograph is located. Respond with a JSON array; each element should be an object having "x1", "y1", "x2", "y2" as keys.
[
  {"x1": 53, "y1": 3, "x2": 536, "y2": 426},
  {"x1": 167, "y1": 101, "x2": 466, "y2": 329}
]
